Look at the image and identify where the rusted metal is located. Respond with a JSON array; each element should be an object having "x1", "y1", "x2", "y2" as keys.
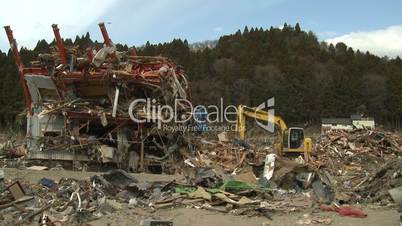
[
  {"x1": 140, "y1": 137, "x2": 145, "y2": 171},
  {"x1": 4, "y1": 23, "x2": 192, "y2": 173},
  {"x1": 4, "y1": 26, "x2": 23, "y2": 70},
  {"x1": 51, "y1": 24, "x2": 68, "y2": 66},
  {"x1": 86, "y1": 48, "x2": 94, "y2": 62},
  {"x1": 98, "y1": 22, "x2": 112, "y2": 47},
  {"x1": 4, "y1": 25, "x2": 33, "y2": 114}
]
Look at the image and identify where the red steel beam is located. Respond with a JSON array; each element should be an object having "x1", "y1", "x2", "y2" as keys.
[
  {"x1": 98, "y1": 22, "x2": 112, "y2": 47},
  {"x1": 4, "y1": 25, "x2": 32, "y2": 114},
  {"x1": 52, "y1": 24, "x2": 68, "y2": 65},
  {"x1": 4, "y1": 26, "x2": 23, "y2": 71},
  {"x1": 86, "y1": 48, "x2": 94, "y2": 62}
]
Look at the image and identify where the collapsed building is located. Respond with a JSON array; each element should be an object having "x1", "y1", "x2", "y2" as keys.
[{"x1": 4, "y1": 23, "x2": 192, "y2": 173}]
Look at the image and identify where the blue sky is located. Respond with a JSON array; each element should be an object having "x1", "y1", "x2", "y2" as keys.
[{"x1": 1, "y1": 0, "x2": 401, "y2": 57}]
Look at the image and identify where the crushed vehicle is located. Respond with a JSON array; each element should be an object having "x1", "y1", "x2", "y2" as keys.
[{"x1": 4, "y1": 23, "x2": 192, "y2": 173}]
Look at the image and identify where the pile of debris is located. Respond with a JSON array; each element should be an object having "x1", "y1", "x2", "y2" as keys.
[
  {"x1": 0, "y1": 170, "x2": 138, "y2": 224},
  {"x1": 182, "y1": 134, "x2": 266, "y2": 174},
  {"x1": 3, "y1": 128, "x2": 401, "y2": 224},
  {"x1": 0, "y1": 168, "x2": 315, "y2": 225},
  {"x1": 0, "y1": 139, "x2": 27, "y2": 158},
  {"x1": 312, "y1": 129, "x2": 402, "y2": 203},
  {"x1": 4, "y1": 23, "x2": 193, "y2": 173}
]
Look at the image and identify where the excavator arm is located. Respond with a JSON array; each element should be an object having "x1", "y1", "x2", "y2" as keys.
[
  {"x1": 236, "y1": 105, "x2": 313, "y2": 155},
  {"x1": 237, "y1": 105, "x2": 287, "y2": 139}
]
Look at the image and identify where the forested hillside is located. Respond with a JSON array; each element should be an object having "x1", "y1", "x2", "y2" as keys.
[{"x1": 0, "y1": 23, "x2": 401, "y2": 127}]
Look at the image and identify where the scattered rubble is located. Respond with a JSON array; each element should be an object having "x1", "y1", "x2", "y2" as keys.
[
  {"x1": 0, "y1": 167, "x2": 310, "y2": 224},
  {"x1": 311, "y1": 129, "x2": 402, "y2": 204},
  {"x1": 0, "y1": 128, "x2": 401, "y2": 224},
  {"x1": 2, "y1": 22, "x2": 402, "y2": 225},
  {"x1": 4, "y1": 23, "x2": 193, "y2": 173},
  {"x1": 296, "y1": 214, "x2": 333, "y2": 225}
]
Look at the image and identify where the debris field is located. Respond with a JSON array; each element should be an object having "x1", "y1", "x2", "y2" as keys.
[
  {"x1": 0, "y1": 22, "x2": 401, "y2": 226},
  {"x1": 0, "y1": 128, "x2": 401, "y2": 225},
  {"x1": 4, "y1": 23, "x2": 192, "y2": 173}
]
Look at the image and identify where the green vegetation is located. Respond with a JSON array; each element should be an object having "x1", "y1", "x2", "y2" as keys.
[{"x1": 0, "y1": 23, "x2": 401, "y2": 128}]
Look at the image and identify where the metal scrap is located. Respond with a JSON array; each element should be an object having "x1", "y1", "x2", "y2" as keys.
[
  {"x1": 4, "y1": 23, "x2": 193, "y2": 173},
  {"x1": 311, "y1": 129, "x2": 402, "y2": 203}
]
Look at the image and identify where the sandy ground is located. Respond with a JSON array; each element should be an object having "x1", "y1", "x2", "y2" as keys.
[
  {"x1": 1, "y1": 168, "x2": 400, "y2": 226},
  {"x1": 89, "y1": 207, "x2": 399, "y2": 226}
]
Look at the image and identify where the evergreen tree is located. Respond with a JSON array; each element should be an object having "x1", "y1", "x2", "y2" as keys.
[
  {"x1": 295, "y1": 23, "x2": 301, "y2": 33},
  {"x1": 1, "y1": 23, "x2": 401, "y2": 128}
]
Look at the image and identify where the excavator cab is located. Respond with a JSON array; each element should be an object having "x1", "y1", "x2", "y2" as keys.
[
  {"x1": 283, "y1": 127, "x2": 304, "y2": 149},
  {"x1": 282, "y1": 127, "x2": 312, "y2": 154}
]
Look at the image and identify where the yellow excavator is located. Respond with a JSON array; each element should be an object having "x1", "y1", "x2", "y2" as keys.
[{"x1": 236, "y1": 105, "x2": 312, "y2": 156}]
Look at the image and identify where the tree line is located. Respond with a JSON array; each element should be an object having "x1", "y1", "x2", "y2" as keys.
[{"x1": 0, "y1": 23, "x2": 401, "y2": 128}]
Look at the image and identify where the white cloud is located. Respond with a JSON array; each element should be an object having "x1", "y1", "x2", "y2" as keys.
[
  {"x1": 326, "y1": 25, "x2": 402, "y2": 58},
  {"x1": 318, "y1": 31, "x2": 338, "y2": 38},
  {"x1": 0, "y1": 0, "x2": 118, "y2": 51}
]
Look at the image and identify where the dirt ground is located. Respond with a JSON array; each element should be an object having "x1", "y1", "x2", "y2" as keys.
[{"x1": 2, "y1": 168, "x2": 400, "y2": 226}]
